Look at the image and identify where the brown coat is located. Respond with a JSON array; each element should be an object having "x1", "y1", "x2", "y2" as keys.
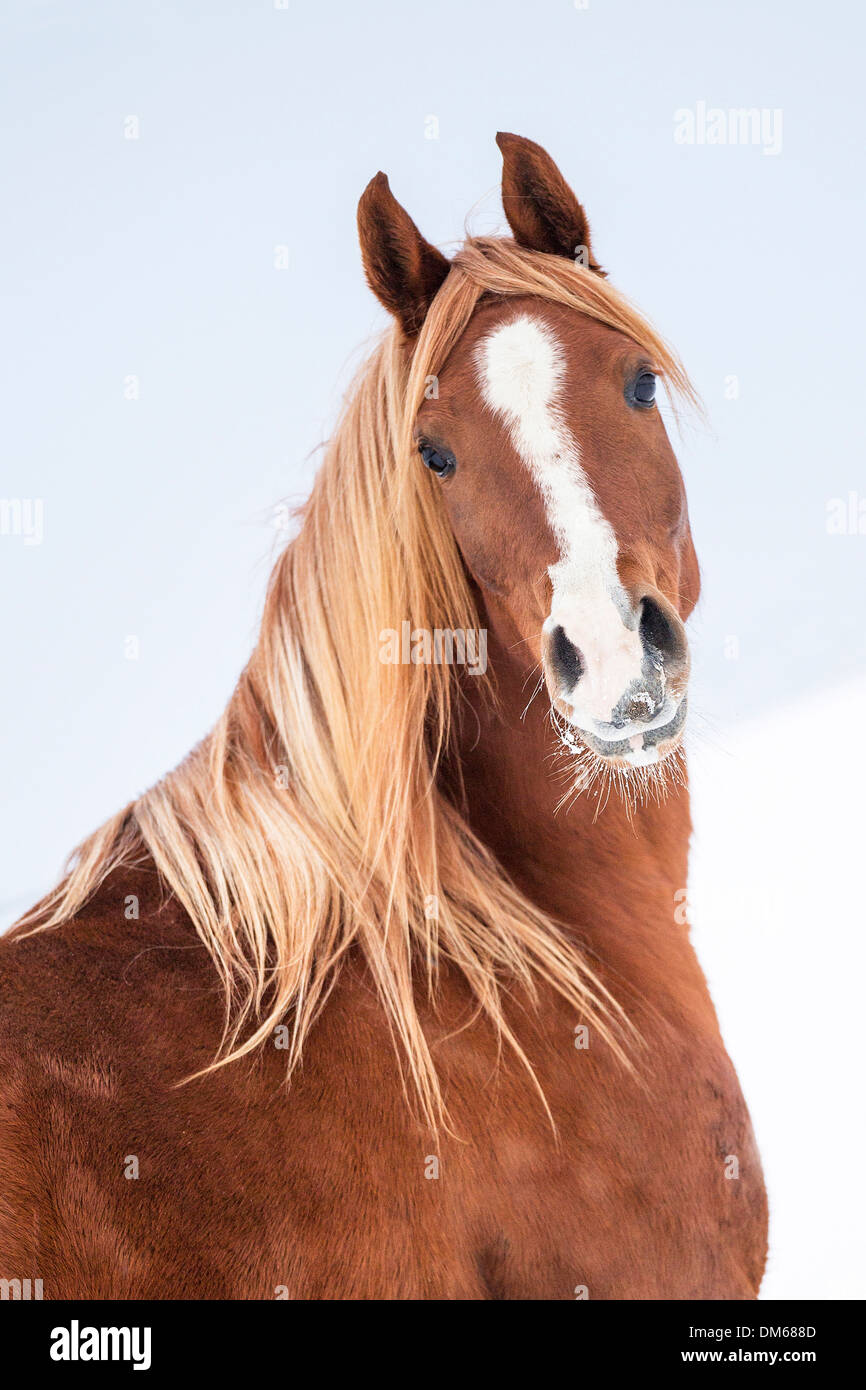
[{"x1": 0, "y1": 653, "x2": 768, "y2": 1299}]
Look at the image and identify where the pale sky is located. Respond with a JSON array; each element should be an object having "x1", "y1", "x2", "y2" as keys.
[{"x1": 2, "y1": 0, "x2": 864, "y2": 913}]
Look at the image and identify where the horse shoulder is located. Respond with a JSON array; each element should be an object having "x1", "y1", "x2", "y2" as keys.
[{"x1": 0, "y1": 867, "x2": 220, "y2": 1295}]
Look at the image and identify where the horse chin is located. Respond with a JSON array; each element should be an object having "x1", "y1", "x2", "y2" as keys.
[{"x1": 551, "y1": 696, "x2": 688, "y2": 773}]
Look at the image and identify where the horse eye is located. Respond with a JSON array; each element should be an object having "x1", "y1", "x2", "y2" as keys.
[
  {"x1": 631, "y1": 371, "x2": 657, "y2": 407},
  {"x1": 418, "y1": 441, "x2": 456, "y2": 477}
]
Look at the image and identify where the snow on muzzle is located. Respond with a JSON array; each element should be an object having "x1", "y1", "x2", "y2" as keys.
[{"x1": 542, "y1": 584, "x2": 690, "y2": 764}]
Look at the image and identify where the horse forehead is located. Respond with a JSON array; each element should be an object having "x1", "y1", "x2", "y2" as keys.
[
  {"x1": 474, "y1": 312, "x2": 622, "y2": 579},
  {"x1": 475, "y1": 312, "x2": 565, "y2": 424}
]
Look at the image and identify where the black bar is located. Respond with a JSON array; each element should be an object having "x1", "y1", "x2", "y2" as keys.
[{"x1": 2, "y1": 1298, "x2": 857, "y2": 1376}]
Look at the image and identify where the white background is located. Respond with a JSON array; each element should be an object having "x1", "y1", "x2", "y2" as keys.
[{"x1": 2, "y1": 0, "x2": 864, "y2": 1298}]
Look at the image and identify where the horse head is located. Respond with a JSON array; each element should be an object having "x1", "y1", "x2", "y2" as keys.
[{"x1": 358, "y1": 133, "x2": 699, "y2": 775}]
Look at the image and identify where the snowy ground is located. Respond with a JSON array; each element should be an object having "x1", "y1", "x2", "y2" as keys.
[{"x1": 688, "y1": 677, "x2": 866, "y2": 1299}]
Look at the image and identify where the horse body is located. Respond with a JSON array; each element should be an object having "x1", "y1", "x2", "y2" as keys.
[
  {"x1": 0, "y1": 134, "x2": 767, "y2": 1298},
  {"x1": 0, "y1": 624, "x2": 766, "y2": 1299},
  {"x1": 0, "y1": 858, "x2": 764, "y2": 1300}
]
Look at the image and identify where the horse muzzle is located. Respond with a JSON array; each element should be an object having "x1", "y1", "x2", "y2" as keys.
[{"x1": 541, "y1": 585, "x2": 690, "y2": 767}]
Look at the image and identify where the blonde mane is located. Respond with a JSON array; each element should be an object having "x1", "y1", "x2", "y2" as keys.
[{"x1": 15, "y1": 239, "x2": 695, "y2": 1127}]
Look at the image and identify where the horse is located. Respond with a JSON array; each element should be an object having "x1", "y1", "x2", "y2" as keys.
[{"x1": 0, "y1": 134, "x2": 767, "y2": 1300}]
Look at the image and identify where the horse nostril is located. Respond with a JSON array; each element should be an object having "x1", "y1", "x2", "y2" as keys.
[
  {"x1": 639, "y1": 595, "x2": 684, "y2": 666},
  {"x1": 550, "y1": 624, "x2": 583, "y2": 692}
]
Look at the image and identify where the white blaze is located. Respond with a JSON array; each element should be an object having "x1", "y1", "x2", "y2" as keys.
[{"x1": 476, "y1": 313, "x2": 644, "y2": 729}]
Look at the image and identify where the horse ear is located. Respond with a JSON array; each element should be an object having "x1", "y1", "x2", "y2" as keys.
[
  {"x1": 496, "y1": 132, "x2": 604, "y2": 274},
  {"x1": 357, "y1": 172, "x2": 451, "y2": 337}
]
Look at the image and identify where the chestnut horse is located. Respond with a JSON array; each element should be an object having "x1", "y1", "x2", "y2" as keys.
[{"x1": 0, "y1": 135, "x2": 767, "y2": 1300}]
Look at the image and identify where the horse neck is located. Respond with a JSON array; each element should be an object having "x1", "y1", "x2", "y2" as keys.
[{"x1": 444, "y1": 610, "x2": 694, "y2": 974}]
